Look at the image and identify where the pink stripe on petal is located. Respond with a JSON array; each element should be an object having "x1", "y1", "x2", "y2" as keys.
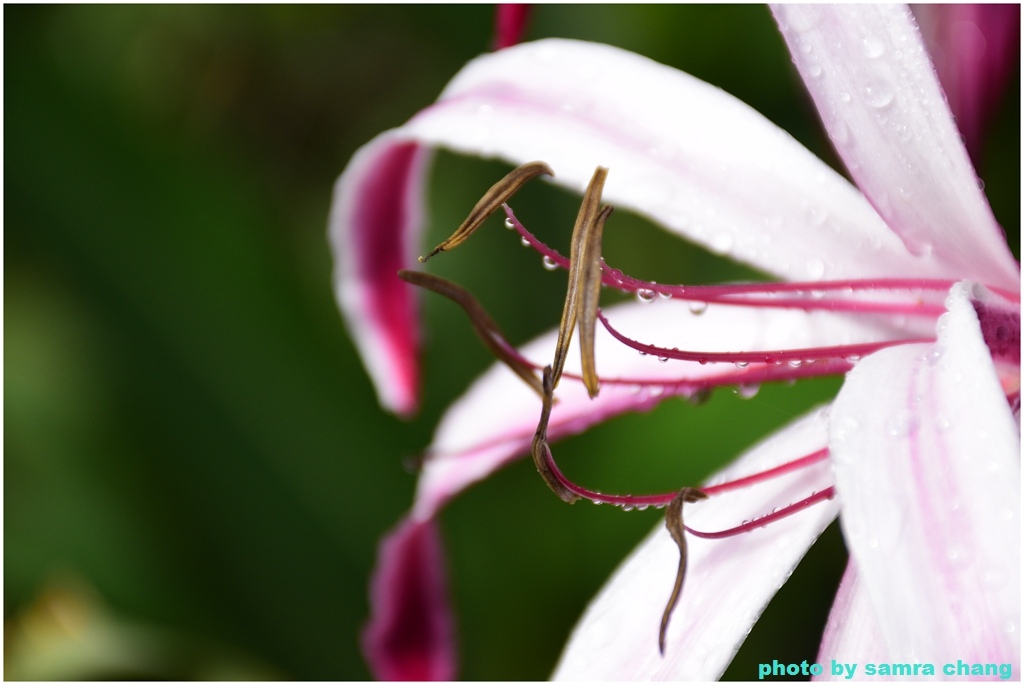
[
  {"x1": 772, "y1": 6, "x2": 1019, "y2": 292},
  {"x1": 814, "y1": 562, "x2": 889, "y2": 680},
  {"x1": 362, "y1": 517, "x2": 457, "y2": 681},
  {"x1": 829, "y1": 282, "x2": 1020, "y2": 667},
  {"x1": 402, "y1": 39, "x2": 950, "y2": 285},
  {"x1": 330, "y1": 134, "x2": 432, "y2": 416}
]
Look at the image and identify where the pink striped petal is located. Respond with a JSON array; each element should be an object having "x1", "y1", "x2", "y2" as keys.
[
  {"x1": 814, "y1": 562, "x2": 889, "y2": 681},
  {"x1": 772, "y1": 5, "x2": 1019, "y2": 292},
  {"x1": 829, "y1": 282, "x2": 1020, "y2": 667},
  {"x1": 914, "y1": 4, "x2": 1021, "y2": 166},
  {"x1": 553, "y1": 406, "x2": 838, "y2": 680},
  {"x1": 361, "y1": 517, "x2": 457, "y2": 681},
  {"x1": 403, "y1": 38, "x2": 943, "y2": 284},
  {"x1": 412, "y1": 298, "x2": 901, "y2": 520},
  {"x1": 329, "y1": 135, "x2": 432, "y2": 416}
]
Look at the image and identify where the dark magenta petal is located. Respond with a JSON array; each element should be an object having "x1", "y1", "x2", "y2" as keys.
[
  {"x1": 492, "y1": 4, "x2": 532, "y2": 50},
  {"x1": 330, "y1": 136, "x2": 431, "y2": 416},
  {"x1": 915, "y1": 4, "x2": 1021, "y2": 166},
  {"x1": 362, "y1": 517, "x2": 457, "y2": 681}
]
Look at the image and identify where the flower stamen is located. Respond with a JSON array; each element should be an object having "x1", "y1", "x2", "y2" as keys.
[
  {"x1": 419, "y1": 161, "x2": 553, "y2": 262},
  {"x1": 661, "y1": 487, "x2": 707, "y2": 656},
  {"x1": 552, "y1": 166, "x2": 610, "y2": 395},
  {"x1": 503, "y1": 204, "x2": 1017, "y2": 317},
  {"x1": 598, "y1": 310, "x2": 933, "y2": 367}
]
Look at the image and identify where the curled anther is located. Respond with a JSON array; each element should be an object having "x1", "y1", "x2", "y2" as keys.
[
  {"x1": 531, "y1": 366, "x2": 580, "y2": 504},
  {"x1": 551, "y1": 166, "x2": 609, "y2": 390},
  {"x1": 659, "y1": 486, "x2": 708, "y2": 656},
  {"x1": 398, "y1": 270, "x2": 544, "y2": 398},
  {"x1": 419, "y1": 161, "x2": 554, "y2": 262}
]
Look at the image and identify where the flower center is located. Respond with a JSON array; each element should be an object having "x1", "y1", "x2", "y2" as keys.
[{"x1": 408, "y1": 162, "x2": 1021, "y2": 657}]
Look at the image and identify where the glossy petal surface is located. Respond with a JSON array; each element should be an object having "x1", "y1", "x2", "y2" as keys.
[
  {"x1": 406, "y1": 38, "x2": 944, "y2": 284},
  {"x1": 829, "y1": 282, "x2": 1020, "y2": 667},
  {"x1": 773, "y1": 5, "x2": 1019, "y2": 291},
  {"x1": 814, "y1": 562, "x2": 888, "y2": 681}
]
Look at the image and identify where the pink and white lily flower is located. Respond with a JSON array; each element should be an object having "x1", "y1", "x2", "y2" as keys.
[{"x1": 329, "y1": 5, "x2": 1020, "y2": 681}]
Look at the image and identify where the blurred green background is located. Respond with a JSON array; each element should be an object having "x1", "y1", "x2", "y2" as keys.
[{"x1": 5, "y1": 5, "x2": 1019, "y2": 680}]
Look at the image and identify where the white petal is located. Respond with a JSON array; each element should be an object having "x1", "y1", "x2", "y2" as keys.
[
  {"x1": 553, "y1": 406, "x2": 839, "y2": 680},
  {"x1": 814, "y1": 562, "x2": 889, "y2": 681},
  {"x1": 401, "y1": 38, "x2": 945, "y2": 283},
  {"x1": 412, "y1": 297, "x2": 899, "y2": 519},
  {"x1": 773, "y1": 5, "x2": 1019, "y2": 292},
  {"x1": 829, "y1": 282, "x2": 1020, "y2": 666}
]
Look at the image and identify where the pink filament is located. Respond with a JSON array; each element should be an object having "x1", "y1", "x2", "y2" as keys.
[
  {"x1": 502, "y1": 204, "x2": 989, "y2": 315},
  {"x1": 598, "y1": 311, "x2": 934, "y2": 366},
  {"x1": 536, "y1": 440, "x2": 835, "y2": 538}
]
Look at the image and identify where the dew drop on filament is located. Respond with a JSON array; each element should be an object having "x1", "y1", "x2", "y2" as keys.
[
  {"x1": 688, "y1": 301, "x2": 708, "y2": 315},
  {"x1": 737, "y1": 383, "x2": 760, "y2": 399},
  {"x1": 541, "y1": 255, "x2": 558, "y2": 271},
  {"x1": 504, "y1": 217, "x2": 516, "y2": 230},
  {"x1": 636, "y1": 288, "x2": 656, "y2": 303}
]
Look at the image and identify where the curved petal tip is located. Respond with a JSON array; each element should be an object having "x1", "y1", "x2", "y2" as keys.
[
  {"x1": 362, "y1": 517, "x2": 457, "y2": 680},
  {"x1": 330, "y1": 135, "x2": 432, "y2": 416}
]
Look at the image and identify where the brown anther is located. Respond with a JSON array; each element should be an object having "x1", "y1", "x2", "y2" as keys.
[
  {"x1": 419, "y1": 161, "x2": 554, "y2": 262},
  {"x1": 659, "y1": 487, "x2": 708, "y2": 655},
  {"x1": 398, "y1": 270, "x2": 544, "y2": 398},
  {"x1": 550, "y1": 166, "x2": 608, "y2": 390},
  {"x1": 578, "y1": 203, "x2": 613, "y2": 398}
]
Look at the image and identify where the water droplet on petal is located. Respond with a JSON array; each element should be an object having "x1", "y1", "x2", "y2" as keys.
[
  {"x1": 688, "y1": 301, "x2": 708, "y2": 315},
  {"x1": 860, "y1": 36, "x2": 885, "y2": 59},
  {"x1": 945, "y1": 544, "x2": 967, "y2": 566},
  {"x1": 735, "y1": 361, "x2": 749, "y2": 369},
  {"x1": 806, "y1": 205, "x2": 828, "y2": 227},
  {"x1": 861, "y1": 82, "x2": 894, "y2": 109}
]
